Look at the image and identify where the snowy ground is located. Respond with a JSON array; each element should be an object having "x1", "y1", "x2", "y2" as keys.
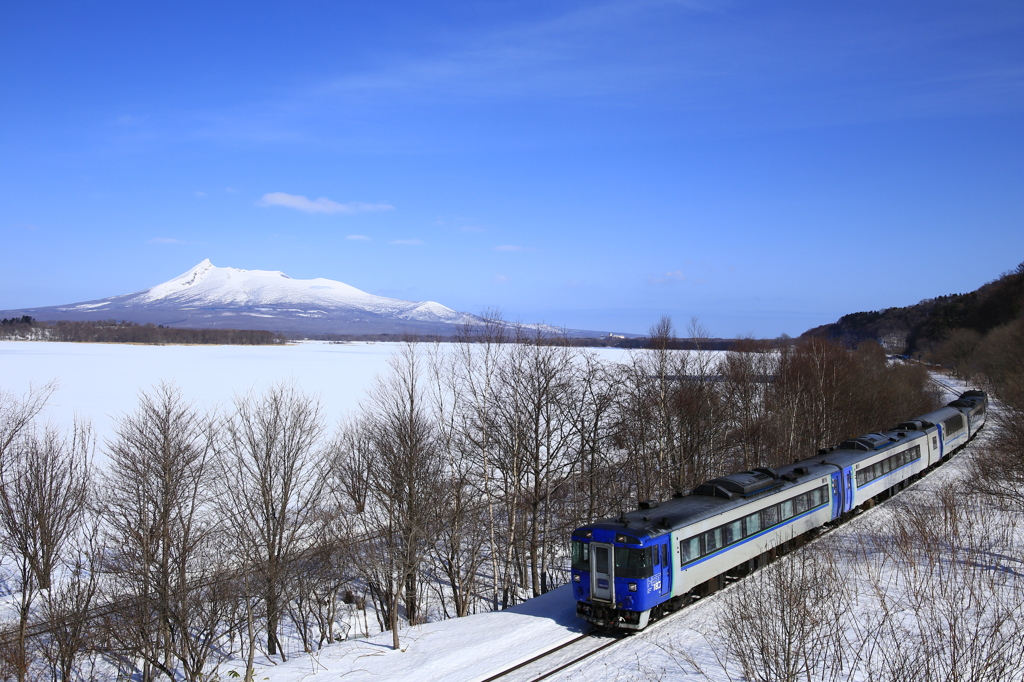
[
  {"x1": 0, "y1": 340, "x2": 636, "y2": 457},
  {"x1": 215, "y1": 587, "x2": 585, "y2": 682}
]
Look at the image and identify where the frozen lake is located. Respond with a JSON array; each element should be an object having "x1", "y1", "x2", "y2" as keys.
[{"x1": 0, "y1": 340, "x2": 636, "y2": 454}]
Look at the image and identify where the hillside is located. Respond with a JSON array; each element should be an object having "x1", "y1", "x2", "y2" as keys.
[{"x1": 802, "y1": 262, "x2": 1024, "y2": 355}]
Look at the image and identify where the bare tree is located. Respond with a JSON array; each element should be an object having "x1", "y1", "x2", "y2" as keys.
[
  {"x1": 37, "y1": 513, "x2": 103, "y2": 682},
  {"x1": 564, "y1": 349, "x2": 623, "y2": 524},
  {"x1": 358, "y1": 342, "x2": 444, "y2": 648},
  {"x1": 218, "y1": 381, "x2": 327, "y2": 662},
  {"x1": 721, "y1": 338, "x2": 776, "y2": 472},
  {"x1": 0, "y1": 417, "x2": 92, "y2": 682},
  {"x1": 99, "y1": 382, "x2": 218, "y2": 681},
  {"x1": 452, "y1": 312, "x2": 508, "y2": 611}
]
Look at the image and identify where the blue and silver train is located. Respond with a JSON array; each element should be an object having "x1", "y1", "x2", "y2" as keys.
[{"x1": 571, "y1": 390, "x2": 987, "y2": 630}]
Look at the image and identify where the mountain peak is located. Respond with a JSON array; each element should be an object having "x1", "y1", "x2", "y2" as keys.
[{"x1": 0, "y1": 260, "x2": 600, "y2": 337}]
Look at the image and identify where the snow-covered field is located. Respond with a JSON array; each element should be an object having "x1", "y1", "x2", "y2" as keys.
[{"x1": 0, "y1": 340, "x2": 634, "y2": 455}]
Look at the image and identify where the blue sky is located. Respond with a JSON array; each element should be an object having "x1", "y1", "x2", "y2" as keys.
[{"x1": 2, "y1": 1, "x2": 1022, "y2": 336}]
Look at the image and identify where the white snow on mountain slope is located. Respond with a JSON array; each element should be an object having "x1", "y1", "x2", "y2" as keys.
[{"x1": 67, "y1": 259, "x2": 476, "y2": 324}]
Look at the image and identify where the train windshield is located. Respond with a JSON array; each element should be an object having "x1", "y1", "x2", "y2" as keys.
[
  {"x1": 614, "y1": 546, "x2": 655, "y2": 579},
  {"x1": 571, "y1": 540, "x2": 590, "y2": 571}
]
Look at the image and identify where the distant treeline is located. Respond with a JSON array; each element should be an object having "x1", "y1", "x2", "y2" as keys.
[
  {"x1": 294, "y1": 331, "x2": 747, "y2": 350},
  {"x1": 0, "y1": 318, "x2": 287, "y2": 345}
]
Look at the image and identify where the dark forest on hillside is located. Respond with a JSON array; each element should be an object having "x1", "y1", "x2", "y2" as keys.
[{"x1": 803, "y1": 262, "x2": 1024, "y2": 356}]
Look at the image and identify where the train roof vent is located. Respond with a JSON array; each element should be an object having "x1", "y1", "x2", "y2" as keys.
[
  {"x1": 752, "y1": 467, "x2": 779, "y2": 479},
  {"x1": 961, "y1": 390, "x2": 985, "y2": 398},
  {"x1": 638, "y1": 499, "x2": 660, "y2": 510},
  {"x1": 701, "y1": 471, "x2": 781, "y2": 497},
  {"x1": 781, "y1": 466, "x2": 811, "y2": 482},
  {"x1": 691, "y1": 483, "x2": 734, "y2": 500},
  {"x1": 897, "y1": 421, "x2": 923, "y2": 431},
  {"x1": 841, "y1": 434, "x2": 889, "y2": 451},
  {"x1": 948, "y1": 399, "x2": 973, "y2": 408}
]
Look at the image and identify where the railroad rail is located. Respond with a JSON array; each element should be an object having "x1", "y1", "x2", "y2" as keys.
[{"x1": 479, "y1": 630, "x2": 625, "y2": 682}]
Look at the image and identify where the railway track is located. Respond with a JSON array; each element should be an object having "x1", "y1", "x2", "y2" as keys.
[{"x1": 479, "y1": 630, "x2": 625, "y2": 682}]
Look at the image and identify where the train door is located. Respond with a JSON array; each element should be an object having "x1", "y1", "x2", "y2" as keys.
[
  {"x1": 844, "y1": 467, "x2": 855, "y2": 512},
  {"x1": 936, "y1": 423, "x2": 944, "y2": 460},
  {"x1": 590, "y1": 542, "x2": 614, "y2": 603},
  {"x1": 659, "y1": 542, "x2": 671, "y2": 597},
  {"x1": 830, "y1": 472, "x2": 842, "y2": 520}
]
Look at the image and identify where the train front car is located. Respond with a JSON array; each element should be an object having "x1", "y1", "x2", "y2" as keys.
[{"x1": 571, "y1": 505, "x2": 672, "y2": 630}]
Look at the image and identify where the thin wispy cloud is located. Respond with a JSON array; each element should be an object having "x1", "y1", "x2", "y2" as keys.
[
  {"x1": 461, "y1": 225, "x2": 485, "y2": 233},
  {"x1": 346, "y1": 234, "x2": 371, "y2": 241},
  {"x1": 494, "y1": 274, "x2": 511, "y2": 283},
  {"x1": 494, "y1": 245, "x2": 525, "y2": 252},
  {"x1": 650, "y1": 270, "x2": 688, "y2": 284},
  {"x1": 257, "y1": 192, "x2": 394, "y2": 214},
  {"x1": 389, "y1": 239, "x2": 423, "y2": 246}
]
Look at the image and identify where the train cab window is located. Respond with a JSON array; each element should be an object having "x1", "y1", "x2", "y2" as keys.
[
  {"x1": 615, "y1": 546, "x2": 654, "y2": 579},
  {"x1": 680, "y1": 537, "x2": 700, "y2": 564},
  {"x1": 744, "y1": 512, "x2": 762, "y2": 536},
  {"x1": 724, "y1": 519, "x2": 743, "y2": 545},
  {"x1": 762, "y1": 505, "x2": 779, "y2": 528},
  {"x1": 571, "y1": 540, "x2": 590, "y2": 572}
]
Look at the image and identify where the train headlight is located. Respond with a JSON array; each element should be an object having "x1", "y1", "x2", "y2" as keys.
[
  {"x1": 573, "y1": 574, "x2": 581, "y2": 583},
  {"x1": 628, "y1": 583, "x2": 638, "y2": 592}
]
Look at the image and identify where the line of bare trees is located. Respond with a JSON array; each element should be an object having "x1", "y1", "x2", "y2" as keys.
[{"x1": 0, "y1": 316, "x2": 940, "y2": 680}]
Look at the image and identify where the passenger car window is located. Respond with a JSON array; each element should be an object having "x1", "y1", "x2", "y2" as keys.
[
  {"x1": 725, "y1": 519, "x2": 743, "y2": 545},
  {"x1": 680, "y1": 537, "x2": 700, "y2": 564},
  {"x1": 704, "y1": 527, "x2": 723, "y2": 553}
]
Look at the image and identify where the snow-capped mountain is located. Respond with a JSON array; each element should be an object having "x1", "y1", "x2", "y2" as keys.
[{"x1": 2, "y1": 260, "x2": 498, "y2": 335}]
